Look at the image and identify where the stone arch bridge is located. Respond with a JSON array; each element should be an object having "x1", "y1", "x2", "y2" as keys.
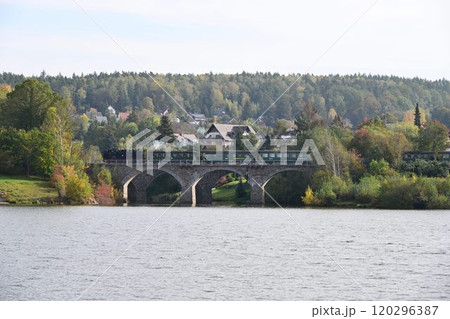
[{"x1": 101, "y1": 162, "x2": 317, "y2": 206}]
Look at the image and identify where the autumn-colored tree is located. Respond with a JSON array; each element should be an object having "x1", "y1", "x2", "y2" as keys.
[{"x1": 301, "y1": 186, "x2": 317, "y2": 205}]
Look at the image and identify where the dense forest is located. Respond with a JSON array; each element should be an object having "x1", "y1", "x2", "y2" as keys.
[{"x1": 1, "y1": 72, "x2": 449, "y2": 127}]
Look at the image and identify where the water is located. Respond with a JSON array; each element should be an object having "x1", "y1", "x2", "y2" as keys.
[{"x1": 0, "y1": 206, "x2": 449, "y2": 300}]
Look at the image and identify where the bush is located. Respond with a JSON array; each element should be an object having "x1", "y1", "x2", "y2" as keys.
[
  {"x1": 369, "y1": 159, "x2": 397, "y2": 177},
  {"x1": 378, "y1": 177, "x2": 416, "y2": 209},
  {"x1": 400, "y1": 160, "x2": 449, "y2": 177},
  {"x1": 316, "y1": 181, "x2": 337, "y2": 206},
  {"x1": 94, "y1": 180, "x2": 114, "y2": 205},
  {"x1": 301, "y1": 186, "x2": 318, "y2": 205},
  {"x1": 311, "y1": 171, "x2": 352, "y2": 204},
  {"x1": 52, "y1": 165, "x2": 93, "y2": 204},
  {"x1": 63, "y1": 166, "x2": 94, "y2": 204},
  {"x1": 353, "y1": 176, "x2": 381, "y2": 204},
  {"x1": 97, "y1": 167, "x2": 112, "y2": 185},
  {"x1": 378, "y1": 176, "x2": 450, "y2": 209}
]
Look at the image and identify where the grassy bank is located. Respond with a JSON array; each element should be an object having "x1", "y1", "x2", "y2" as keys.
[
  {"x1": 0, "y1": 175, "x2": 59, "y2": 205},
  {"x1": 212, "y1": 179, "x2": 250, "y2": 204}
]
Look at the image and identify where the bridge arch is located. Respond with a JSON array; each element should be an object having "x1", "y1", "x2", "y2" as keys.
[
  {"x1": 127, "y1": 170, "x2": 187, "y2": 205},
  {"x1": 258, "y1": 168, "x2": 313, "y2": 206},
  {"x1": 195, "y1": 168, "x2": 250, "y2": 205}
]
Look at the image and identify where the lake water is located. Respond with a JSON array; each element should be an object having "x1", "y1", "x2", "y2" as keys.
[{"x1": 0, "y1": 206, "x2": 449, "y2": 300}]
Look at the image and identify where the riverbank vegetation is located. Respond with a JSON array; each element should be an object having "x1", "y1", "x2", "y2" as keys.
[{"x1": 0, "y1": 75, "x2": 449, "y2": 208}]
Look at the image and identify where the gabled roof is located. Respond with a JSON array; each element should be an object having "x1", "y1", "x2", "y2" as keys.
[
  {"x1": 206, "y1": 123, "x2": 256, "y2": 141},
  {"x1": 118, "y1": 112, "x2": 131, "y2": 121},
  {"x1": 189, "y1": 113, "x2": 206, "y2": 120},
  {"x1": 95, "y1": 115, "x2": 108, "y2": 123},
  {"x1": 174, "y1": 133, "x2": 198, "y2": 142}
]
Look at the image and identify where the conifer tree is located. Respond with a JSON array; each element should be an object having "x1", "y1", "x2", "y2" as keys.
[{"x1": 414, "y1": 102, "x2": 421, "y2": 128}]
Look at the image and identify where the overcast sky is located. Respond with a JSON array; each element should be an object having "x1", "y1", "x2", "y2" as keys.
[{"x1": 0, "y1": 0, "x2": 449, "y2": 80}]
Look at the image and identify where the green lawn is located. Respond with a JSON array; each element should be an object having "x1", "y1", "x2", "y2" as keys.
[
  {"x1": 0, "y1": 175, "x2": 59, "y2": 205},
  {"x1": 211, "y1": 179, "x2": 250, "y2": 203}
]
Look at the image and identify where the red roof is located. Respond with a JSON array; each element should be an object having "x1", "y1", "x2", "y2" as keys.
[{"x1": 118, "y1": 112, "x2": 131, "y2": 121}]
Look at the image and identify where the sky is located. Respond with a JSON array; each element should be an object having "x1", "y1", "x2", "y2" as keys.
[{"x1": 0, "y1": 0, "x2": 449, "y2": 80}]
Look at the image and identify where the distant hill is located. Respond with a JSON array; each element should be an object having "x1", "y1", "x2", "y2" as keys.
[{"x1": 1, "y1": 72, "x2": 449, "y2": 126}]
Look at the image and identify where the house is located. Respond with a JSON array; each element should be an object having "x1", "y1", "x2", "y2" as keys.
[
  {"x1": 173, "y1": 133, "x2": 198, "y2": 148},
  {"x1": 188, "y1": 113, "x2": 206, "y2": 125},
  {"x1": 95, "y1": 115, "x2": 108, "y2": 124},
  {"x1": 118, "y1": 112, "x2": 131, "y2": 121},
  {"x1": 107, "y1": 105, "x2": 116, "y2": 117},
  {"x1": 204, "y1": 123, "x2": 256, "y2": 146},
  {"x1": 86, "y1": 108, "x2": 102, "y2": 121},
  {"x1": 85, "y1": 108, "x2": 108, "y2": 124},
  {"x1": 213, "y1": 108, "x2": 226, "y2": 116}
]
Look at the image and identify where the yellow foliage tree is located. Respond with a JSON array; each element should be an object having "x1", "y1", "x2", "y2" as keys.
[{"x1": 301, "y1": 186, "x2": 317, "y2": 205}]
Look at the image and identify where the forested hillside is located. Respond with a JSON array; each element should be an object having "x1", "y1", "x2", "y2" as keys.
[{"x1": 1, "y1": 72, "x2": 449, "y2": 126}]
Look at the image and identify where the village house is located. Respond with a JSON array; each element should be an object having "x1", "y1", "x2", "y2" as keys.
[
  {"x1": 204, "y1": 123, "x2": 256, "y2": 146},
  {"x1": 188, "y1": 113, "x2": 206, "y2": 125}
]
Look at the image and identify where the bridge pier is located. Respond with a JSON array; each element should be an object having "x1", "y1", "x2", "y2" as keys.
[
  {"x1": 250, "y1": 186, "x2": 265, "y2": 206},
  {"x1": 248, "y1": 175, "x2": 267, "y2": 206},
  {"x1": 179, "y1": 184, "x2": 196, "y2": 206},
  {"x1": 132, "y1": 174, "x2": 153, "y2": 204}
]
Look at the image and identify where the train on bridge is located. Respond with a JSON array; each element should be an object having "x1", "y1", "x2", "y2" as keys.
[
  {"x1": 103, "y1": 149, "x2": 450, "y2": 165},
  {"x1": 102, "y1": 149, "x2": 314, "y2": 165},
  {"x1": 402, "y1": 151, "x2": 450, "y2": 163}
]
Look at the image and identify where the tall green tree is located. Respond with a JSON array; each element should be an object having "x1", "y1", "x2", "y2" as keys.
[
  {"x1": 295, "y1": 102, "x2": 325, "y2": 134},
  {"x1": 418, "y1": 120, "x2": 448, "y2": 156},
  {"x1": 158, "y1": 115, "x2": 174, "y2": 137},
  {"x1": 0, "y1": 79, "x2": 57, "y2": 130},
  {"x1": 414, "y1": 102, "x2": 422, "y2": 128}
]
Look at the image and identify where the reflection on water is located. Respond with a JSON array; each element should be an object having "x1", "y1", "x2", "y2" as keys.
[{"x1": 0, "y1": 206, "x2": 449, "y2": 300}]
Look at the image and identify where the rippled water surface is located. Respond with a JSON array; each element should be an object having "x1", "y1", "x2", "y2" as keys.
[{"x1": 0, "y1": 206, "x2": 449, "y2": 300}]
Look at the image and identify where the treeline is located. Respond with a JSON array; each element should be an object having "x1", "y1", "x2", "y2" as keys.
[
  {"x1": 0, "y1": 79, "x2": 115, "y2": 204},
  {"x1": 1, "y1": 71, "x2": 449, "y2": 126}
]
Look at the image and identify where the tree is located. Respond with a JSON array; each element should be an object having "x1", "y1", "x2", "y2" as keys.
[
  {"x1": 301, "y1": 186, "x2": 317, "y2": 205},
  {"x1": 431, "y1": 107, "x2": 450, "y2": 127},
  {"x1": 42, "y1": 101, "x2": 74, "y2": 166},
  {"x1": 418, "y1": 120, "x2": 449, "y2": 156},
  {"x1": 158, "y1": 115, "x2": 174, "y2": 138},
  {"x1": 275, "y1": 119, "x2": 295, "y2": 136},
  {"x1": 141, "y1": 96, "x2": 154, "y2": 112},
  {"x1": 414, "y1": 102, "x2": 421, "y2": 128},
  {"x1": 295, "y1": 102, "x2": 325, "y2": 134},
  {"x1": 0, "y1": 79, "x2": 57, "y2": 130},
  {"x1": 58, "y1": 165, "x2": 93, "y2": 204},
  {"x1": 0, "y1": 83, "x2": 12, "y2": 101}
]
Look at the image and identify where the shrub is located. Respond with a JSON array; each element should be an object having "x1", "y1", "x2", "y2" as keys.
[
  {"x1": 315, "y1": 181, "x2": 337, "y2": 206},
  {"x1": 311, "y1": 171, "x2": 352, "y2": 204},
  {"x1": 63, "y1": 166, "x2": 94, "y2": 204},
  {"x1": 97, "y1": 167, "x2": 112, "y2": 185},
  {"x1": 52, "y1": 165, "x2": 93, "y2": 204},
  {"x1": 378, "y1": 177, "x2": 416, "y2": 209},
  {"x1": 94, "y1": 180, "x2": 115, "y2": 205},
  {"x1": 378, "y1": 176, "x2": 450, "y2": 209},
  {"x1": 369, "y1": 159, "x2": 397, "y2": 177},
  {"x1": 301, "y1": 186, "x2": 318, "y2": 205},
  {"x1": 353, "y1": 176, "x2": 381, "y2": 204},
  {"x1": 400, "y1": 160, "x2": 449, "y2": 177}
]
